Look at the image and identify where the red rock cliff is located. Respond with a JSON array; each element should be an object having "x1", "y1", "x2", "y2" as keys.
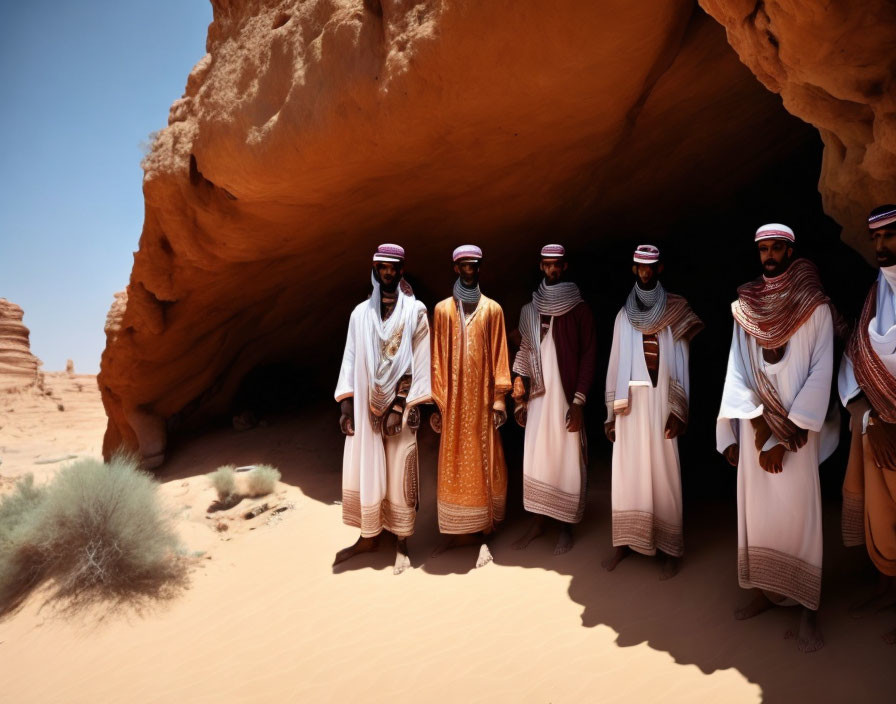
[
  {"x1": 700, "y1": 0, "x2": 896, "y2": 256},
  {"x1": 100, "y1": 0, "x2": 824, "y2": 465}
]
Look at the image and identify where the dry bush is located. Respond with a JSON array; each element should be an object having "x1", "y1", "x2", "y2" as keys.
[
  {"x1": 207, "y1": 465, "x2": 237, "y2": 501},
  {"x1": 243, "y1": 465, "x2": 281, "y2": 497},
  {"x1": 0, "y1": 455, "x2": 185, "y2": 616}
]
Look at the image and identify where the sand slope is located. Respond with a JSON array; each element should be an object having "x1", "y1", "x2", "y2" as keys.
[{"x1": 1, "y1": 378, "x2": 893, "y2": 702}]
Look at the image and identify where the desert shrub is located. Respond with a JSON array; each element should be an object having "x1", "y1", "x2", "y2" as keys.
[
  {"x1": 0, "y1": 474, "x2": 46, "y2": 547},
  {"x1": 0, "y1": 455, "x2": 184, "y2": 615},
  {"x1": 243, "y1": 464, "x2": 281, "y2": 497},
  {"x1": 207, "y1": 465, "x2": 237, "y2": 501}
]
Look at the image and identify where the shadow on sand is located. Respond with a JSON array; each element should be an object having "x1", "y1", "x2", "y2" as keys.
[{"x1": 156, "y1": 404, "x2": 894, "y2": 703}]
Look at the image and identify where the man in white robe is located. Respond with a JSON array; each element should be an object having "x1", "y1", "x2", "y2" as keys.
[
  {"x1": 717, "y1": 223, "x2": 838, "y2": 652},
  {"x1": 334, "y1": 244, "x2": 431, "y2": 574},
  {"x1": 837, "y1": 204, "x2": 896, "y2": 643},
  {"x1": 511, "y1": 244, "x2": 597, "y2": 555},
  {"x1": 603, "y1": 245, "x2": 703, "y2": 579}
]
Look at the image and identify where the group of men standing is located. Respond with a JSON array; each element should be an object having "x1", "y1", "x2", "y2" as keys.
[{"x1": 332, "y1": 204, "x2": 896, "y2": 652}]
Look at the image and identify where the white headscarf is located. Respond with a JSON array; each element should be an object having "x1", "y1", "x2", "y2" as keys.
[{"x1": 364, "y1": 271, "x2": 418, "y2": 416}]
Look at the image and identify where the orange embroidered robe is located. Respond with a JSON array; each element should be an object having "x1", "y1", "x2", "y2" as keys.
[{"x1": 431, "y1": 295, "x2": 512, "y2": 534}]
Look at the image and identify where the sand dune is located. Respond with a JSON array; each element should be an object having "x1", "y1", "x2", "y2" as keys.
[{"x1": 1, "y1": 377, "x2": 893, "y2": 702}]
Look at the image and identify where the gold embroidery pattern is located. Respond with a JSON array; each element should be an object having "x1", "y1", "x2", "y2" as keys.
[
  {"x1": 737, "y1": 546, "x2": 821, "y2": 610},
  {"x1": 404, "y1": 447, "x2": 419, "y2": 508},
  {"x1": 841, "y1": 490, "x2": 865, "y2": 548},
  {"x1": 382, "y1": 327, "x2": 404, "y2": 359},
  {"x1": 612, "y1": 510, "x2": 683, "y2": 556},
  {"x1": 342, "y1": 489, "x2": 416, "y2": 538},
  {"x1": 523, "y1": 475, "x2": 584, "y2": 524},
  {"x1": 438, "y1": 501, "x2": 491, "y2": 535}
]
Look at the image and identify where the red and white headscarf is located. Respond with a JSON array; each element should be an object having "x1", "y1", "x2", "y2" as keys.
[
  {"x1": 452, "y1": 244, "x2": 482, "y2": 262},
  {"x1": 868, "y1": 206, "x2": 896, "y2": 230},
  {"x1": 373, "y1": 243, "x2": 405, "y2": 263},
  {"x1": 754, "y1": 223, "x2": 795, "y2": 243},
  {"x1": 540, "y1": 244, "x2": 566, "y2": 259},
  {"x1": 633, "y1": 244, "x2": 660, "y2": 264}
]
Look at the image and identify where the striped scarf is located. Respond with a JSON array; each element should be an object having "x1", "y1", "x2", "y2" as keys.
[
  {"x1": 848, "y1": 276, "x2": 896, "y2": 423},
  {"x1": 453, "y1": 278, "x2": 481, "y2": 305},
  {"x1": 624, "y1": 283, "x2": 703, "y2": 342},
  {"x1": 532, "y1": 280, "x2": 583, "y2": 316},
  {"x1": 625, "y1": 282, "x2": 667, "y2": 332},
  {"x1": 514, "y1": 281, "x2": 584, "y2": 399},
  {"x1": 732, "y1": 258, "x2": 830, "y2": 349}
]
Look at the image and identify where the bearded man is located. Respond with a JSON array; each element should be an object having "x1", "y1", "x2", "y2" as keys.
[
  {"x1": 510, "y1": 244, "x2": 596, "y2": 555},
  {"x1": 431, "y1": 245, "x2": 512, "y2": 567},
  {"x1": 602, "y1": 244, "x2": 703, "y2": 579},
  {"x1": 838, "y1": 204, "x2": 896, "y2": 644},
  {"x1": 334, "y1": 244, "x2": 431, "y2": 575},
  {"x1": 717, "y1": 223, "x2": 839, "y2": 652}
]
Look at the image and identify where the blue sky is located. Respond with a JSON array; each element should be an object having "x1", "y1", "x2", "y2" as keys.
[{"x1": 0, "y1": 1, "x2": 213, "y2": 373}]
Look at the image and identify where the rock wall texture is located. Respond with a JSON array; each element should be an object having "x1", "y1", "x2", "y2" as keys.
[
  {"x1": 700, "y1": 0, "x2": 896, "y2": 255},
  {"x1": 0, "y1": 299, "x2": 42, "y2": 392},
  {"x1": 99, "y1": 0, "x2": 822, "y2": 465}
]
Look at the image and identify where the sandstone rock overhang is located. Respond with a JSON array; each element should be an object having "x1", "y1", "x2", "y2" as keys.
[{"x1": 98, "y1": 1, "x2": 892, "y2": 467}]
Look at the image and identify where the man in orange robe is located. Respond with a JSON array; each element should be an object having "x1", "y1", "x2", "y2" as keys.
[
  {"x1": 838, "y1": 204, "x2": 896, "y2": 643},
  {"x1": 430, "y1": 244, "x2": 512, "y2": 566}
]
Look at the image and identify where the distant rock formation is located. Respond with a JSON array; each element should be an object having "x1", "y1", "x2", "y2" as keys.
[
  {"x1": 700, "y1": 0, "x2": 896, "y2": 257},
  {"x1": 0, "y1": 299, "x2": 43, "y2": 392}
]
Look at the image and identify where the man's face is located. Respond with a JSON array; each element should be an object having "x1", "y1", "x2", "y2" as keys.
[
  {"x1": 757, "y1": 239, "x2": 793, "y2": 277},
  {"x1": 374, "y1": 262, "x2": 402, "y2": 291},
  {"x1": 454, "y1": 259, "x2": 481, "y2": 287},
  {"x1": 540, "y1": 258, "x2": 567, "y2": 285},
  {"x1": 871, "y1": 226, "x2": 896, "y2": 268},
  {"x1": 631, "y1": 262, "x2": 660, "y2": 288}
]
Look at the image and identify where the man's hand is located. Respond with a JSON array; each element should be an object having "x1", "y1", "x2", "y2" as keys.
[
  {"x1": 430, "y1": 411, "x2": 442, "y2": 434},
  {"x1": 751, "y1": 415, "x2": 772, "y2": 452},
  {"x1": 604, "y1": 420, "x2": 616, "y2": 443},
  {"x1": 846, "y1": 394, "x2": 871, "y2": 423},
  {"x1": 384, "y1": 408, "x2": 403, "y2": 437},
  {"x1": 514, "y1": 403, "x2": 527, "y2": 428},
  {"x1": 723, "y1": 443, "x2": 739, "y2": 467},
  {"x1": 339, "y1": 399, "x2": 354, "y2": 436},
  {"x1": 493, "y1": 409, "x2": 507, "y2": 430},
  {"x1": 407, "y1": 406, "x2": 421, "y2": 431},
  {"x1": 566, "y1": 403, "x2": 584, "y2": 432},
  {"x1": 758, "y1": 443, "x2": 786, "y2": 474},
  {"x1": 867, "y1": 414, "x2": 896, "y2": 470},
  {"x1": 664, "y1": 414, "x2": 686, "y2": 439}
]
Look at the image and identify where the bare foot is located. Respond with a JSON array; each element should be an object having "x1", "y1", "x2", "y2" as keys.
[
  {"x1": 475, "y1": 543, "x2": 494, "y2": 568},
  {"x1": 785, "y1": 608, "x2": 824, "y2": 652},
  {"x1": 660, "y1": 554, "x2": 681, "y2": 581},
  {"x1": 431, "y1": 533, "x2": 480, "y2": 558},
  {"x1": 393, "y1": 538, "x2": 411, "y2": 575},
  {"x1": 734, "y1": 591, "x2": 775, "y2": 620},
  {"x1": 601, "y1": 546, "x2": 631, "y2": 571},
  {"x1": 882, "y1": 626, "x2": 896, "y2": 645},
  {"x1": 333, "y1": 535, "x2": 379, "y2": 566},
  {"x1": 554, "y1": 525, "x2": 574, "y2": 555},
  {"x1": 512, "y1": 516, "x2": 546, "y2": 550}
]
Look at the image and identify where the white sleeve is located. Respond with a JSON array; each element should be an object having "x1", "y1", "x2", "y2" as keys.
[
  {"x1": 334, "y1": 309, "x2": 357, "y2": 402},
  {"x1": 716, "y1": 321, "x2": 760, "y2": 453},
  {"x1": 604, "y1": 311, "x2": 623, "y2": 422},
  {"x1": 407, "y1": 304, "x2": 432, "y2": 407},
  {"x1": 837, "y1": 350, "x2": 861, "y2": 407},
  {"x1": 788, "y1": 306, "x2": 834, "y2": 432}
]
